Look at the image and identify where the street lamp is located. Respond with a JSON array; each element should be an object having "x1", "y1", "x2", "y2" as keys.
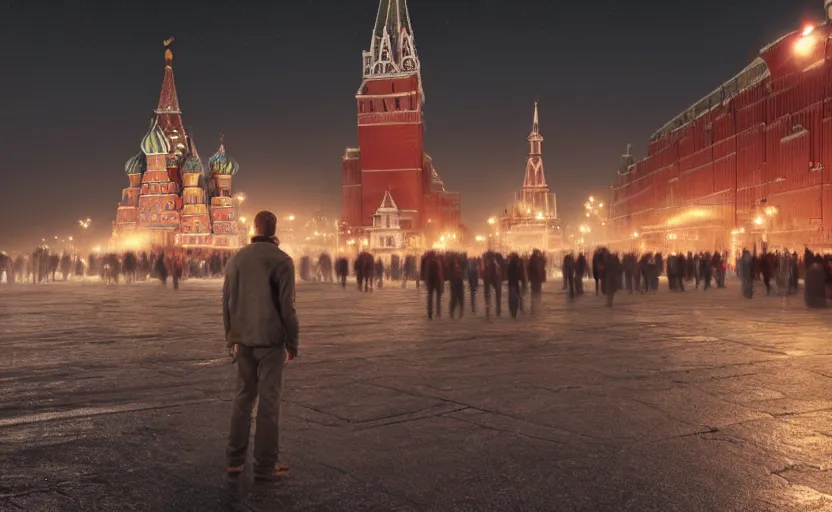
[{"x1": 78, "y1": 218, "x2": 91, "y2": 255}]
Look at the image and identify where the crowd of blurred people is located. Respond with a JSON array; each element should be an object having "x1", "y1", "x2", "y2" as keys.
[
  {"x1": 4, "y1": 241, "x2": 830, "y2": 311},
  {"x1": 292, "y1": 245, "x2": 831, "y2": 314},
  {"x1": 0, "y1": 246, "x2": 234, "y2": 289}
]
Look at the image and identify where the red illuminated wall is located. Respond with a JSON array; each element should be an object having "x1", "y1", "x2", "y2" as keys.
[
  {"x1": 612, "y1": 26, "x2": 832, "y2": 247},
  {"x1": 355, "y1": 73, "x2": 425, "y2": 226},
  {"x1": 342, "y1": 152, "x2": 362, "y2": 226},
  {"x1": 423, "y1": 191, "x2": 461, "y2": 229}
]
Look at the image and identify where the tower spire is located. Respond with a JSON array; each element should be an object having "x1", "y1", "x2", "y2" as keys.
[
  {"x1": 532, "y1": 101, "x2": 540, "y2": 134},
  {"x1": 156, "y1": 37, "x2": 181, "y2": 115},
  {"x1": 362, "y1": 0, "x2": 423, "y2": 99},
  {"x1": 523, "y1": 101, "x2": 547, "y2": 188}
]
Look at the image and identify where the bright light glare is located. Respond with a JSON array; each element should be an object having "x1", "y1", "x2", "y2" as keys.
[
  {"x1": 795, "y1": 34, "x2": 816, "y2": 56},
  {"x1": 802, "y1": 25, "x2": 814, "y2": 37},
  {"x1": 754, "y1": 216, "x2": 764, "y2": 225}
]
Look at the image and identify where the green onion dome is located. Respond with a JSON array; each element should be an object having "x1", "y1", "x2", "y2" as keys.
[
  {"x1": 140, "y1": 118, "x2": 171, "y2": 156},
  {"x1": 124, "y1": 152, "x2": 147, "y2": 175},
  {"x1": 208, "y1": 140, "x2": 239, "y2": 175},
  {"x1": 182, "y1": 153, "x2": 204, "y2": 174}
]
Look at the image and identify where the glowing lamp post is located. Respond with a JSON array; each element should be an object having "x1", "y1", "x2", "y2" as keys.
[
  {"x1": 78, "y1": 218, "x2": 91, "y2": 255},
  {"x1": 486, "y1": 217, "x2": 497, "y2": 250}
]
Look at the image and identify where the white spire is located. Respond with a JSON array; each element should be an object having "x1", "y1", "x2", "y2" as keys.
[
  {"x1": 524, "y1": 102, "x2": 547, "y2": 188},
  {"x1": 362, "y1": 0, "x2": 424, "y2": 100},
  {"x1": 532, "y1": 101, "x2": 540, "y2": 133}
]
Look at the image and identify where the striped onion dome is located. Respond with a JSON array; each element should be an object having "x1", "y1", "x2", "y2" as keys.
[
  {"x1": 124, "y1": 152, "x2": 147, "y2": 175},
  {"x1": 182, "y1": 153, "x2": 204, "y2": 174},
  {"x1": 208, "y1": 141, "x2": 239, "y2": 175},
  {"x1": 140, "y1": 118, "x2": 171, "y2": 155}
]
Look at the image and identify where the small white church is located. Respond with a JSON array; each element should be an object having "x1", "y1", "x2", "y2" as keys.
[{"x1": 367, "y1": 190, "x2": 405, "y2": 251}]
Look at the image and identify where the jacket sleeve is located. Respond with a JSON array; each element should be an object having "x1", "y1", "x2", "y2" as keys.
[
  {"x1": 275, "y1": 259, "x2": 300, "y2": 351},
  {"x1": 222, "y1": 260, "x2": 235, "y2": 345}
]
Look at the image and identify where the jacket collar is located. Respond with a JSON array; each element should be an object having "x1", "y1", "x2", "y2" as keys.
[{"x1": 250, "y1": 235, "x2": 279, "y2": 246}]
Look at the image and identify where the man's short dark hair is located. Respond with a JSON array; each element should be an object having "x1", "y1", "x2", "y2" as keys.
[{"x1": 254, "y1": 211, "x2": 278, "y2": 237}]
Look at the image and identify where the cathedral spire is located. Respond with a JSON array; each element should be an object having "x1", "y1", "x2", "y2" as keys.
[
  {"x1": 523, "y1": 101, "x2": 547, "y2": 189},
  {"x1": 156, "y1": 37, "x2": 181, "y2": 115}
]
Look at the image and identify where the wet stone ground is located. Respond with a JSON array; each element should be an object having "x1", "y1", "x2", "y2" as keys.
[{"x1": 1, "y1": 278, "x2": 832, "y2": 511}]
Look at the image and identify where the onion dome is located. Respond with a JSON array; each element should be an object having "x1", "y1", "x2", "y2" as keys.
[
  {"x1": 182, "y1": 153, "x2": 203, "y2": 174},
  {"x1": 141, "y1": 118, "x2": 171, "y2": 156},
  {"x1": 208, "y1": 136, "x2": 239, "y2": 175},
  {"x1": 124, "y1": 152, "x2": 147, "y2": 175}
]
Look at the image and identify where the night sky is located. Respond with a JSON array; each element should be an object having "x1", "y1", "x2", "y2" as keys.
[{"x1": 0, "y1": 0, "x2": 825, "y2": 251}]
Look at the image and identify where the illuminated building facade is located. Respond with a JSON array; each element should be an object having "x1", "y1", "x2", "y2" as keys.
[
  {"x1": 611, "y1": 1, "x2": 832, "y2": 253},
  {"x1": 367, "y1": 190, "x2": 405, "y2": 251},
  {"x1": 112, "y1": 39, "x2": 242, "y2": 250},
  {"x1": 496, "y1": 102, "x2": 562, "y2": 251},
  {"x1": 341, "y1": 0, "x2": 461, "y2": 246}
]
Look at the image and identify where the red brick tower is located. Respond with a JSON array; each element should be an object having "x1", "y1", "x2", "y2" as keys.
[{"x1": 345, "y1": 0, "x2": 426, "y2": 232}]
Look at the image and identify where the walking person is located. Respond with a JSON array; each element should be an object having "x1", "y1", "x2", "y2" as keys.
[
  {"x1": 423, "y1": 251, "x2": 444, "y2": 319},
  {"x1": 467, "y1": 256, "x2": 480, "y2": 314},
  {"x1": 448, "y1": 253, "x2": 465, "y2": 318},
  {"x1": 527, "y1": 249, "x2": 545, "y2": 313},
  {"x1": 223, "y1": 211, "x2": 300, "y2": 482},
  {"x1": 482, "y1": 251, "x2": 502, "y2": 318},
  {"x1": 507, "y1": 253, "x2": 526, "y2": 318}
]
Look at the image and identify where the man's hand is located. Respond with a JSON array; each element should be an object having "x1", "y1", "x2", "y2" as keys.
[
  {"x1": 285, "y1": 346, "x2": 297, "y2": 362},
  {"x1": 228, "y1": 344, "x2": 238, "y2": 362}
]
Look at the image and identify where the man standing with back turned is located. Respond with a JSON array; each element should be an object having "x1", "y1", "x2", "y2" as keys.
[{"x1": 223, "y1": 210, "x2": 299, "y2": 482}]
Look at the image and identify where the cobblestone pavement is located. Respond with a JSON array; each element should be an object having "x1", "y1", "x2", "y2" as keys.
[{"x1": 1, "y1": 279, "x2": 831, "y2": 511}]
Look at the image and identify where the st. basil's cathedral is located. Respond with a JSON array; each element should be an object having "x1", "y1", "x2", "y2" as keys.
[{"x1": 111, "y1": 39, "x2": 242, "y2": 250}]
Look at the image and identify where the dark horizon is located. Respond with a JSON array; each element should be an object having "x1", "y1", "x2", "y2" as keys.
[{"x1": 0, "y1": 0, "x2": 825, "y2": 253}]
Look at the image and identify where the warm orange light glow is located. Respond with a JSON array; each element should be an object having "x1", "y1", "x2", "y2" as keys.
[
  {"x1": 802, "y1": 25, "x2": 815, "y2": 37},
  {"x1": 795, "y1": 34, "x2": 816, "y2": 56}
]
